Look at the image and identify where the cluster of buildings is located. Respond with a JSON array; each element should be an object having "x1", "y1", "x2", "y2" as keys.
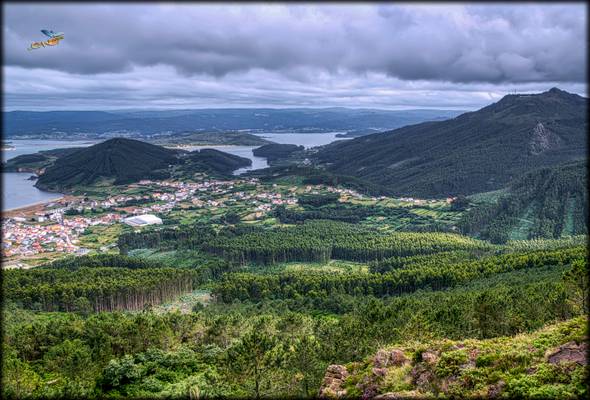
[
  {"x1": 137, "y1": 179, "x2": 298, "y2": 216},
  {"x1": 2, "y1": 176, "x2": 302, "y2": 262},
  {"x1": 3, "y1": 174, "x2": 456, "y2": 264},
  {"x1": 398, "y1": 197, "x2": 457, "y2": 205},
  {"x1": 2, "y1": 213, "x2": 122, "y2": 258}
]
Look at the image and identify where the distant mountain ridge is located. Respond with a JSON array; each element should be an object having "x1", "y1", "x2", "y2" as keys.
[
  {"x1": 151, "y1": 131, "x2": 272, "y2": 146},
  {"x1": 314, "y1": 88, "x2": 587, "y2": 197},
  {"x1": 3, "y1": 108, "x2": 464, "y2": 137}
]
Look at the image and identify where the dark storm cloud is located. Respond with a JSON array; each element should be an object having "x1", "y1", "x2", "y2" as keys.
[
  {"x1": 4, "y1": 3, "x2": 586, "y2": 84},
  {"x1": 2, "y1": 3, "x2": 587, "y2": 111},
  {"x1": 5, "y1": 64, "x2": 586, "y2": 111}
]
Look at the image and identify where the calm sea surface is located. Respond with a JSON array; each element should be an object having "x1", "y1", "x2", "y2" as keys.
[
  {"x1": 2, "y1": 140, "x2": 98, "y2": 211},
  {"x1": 253, "y1": 132, "x2": 346, "y2": 148},
  {"x1": 2, "y1": 133, "x2": 348, "y2": 210}
]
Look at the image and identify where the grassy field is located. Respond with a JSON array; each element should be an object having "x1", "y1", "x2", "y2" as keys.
[
  {"x1": 508, "y1": 202, "x2": 537, "y2": 241},
  {"x1": 242, "y1": 259, "x2": 370, "y2": 275},
  {"x1": 562, "y1": 196, "x2": 577, "y2": 236},
  {"x1": 129, "y1": 248, "x2": 220, "y2": 268},
  {"x1": 467, "y1": 188, "x2": 509, "y2": 205},
  {"x1": 78, "y1": 224, "x2": 126, "y2": 251},
  {"x1": 150, "y1": 289, "x2": 212, "y2": 314}
]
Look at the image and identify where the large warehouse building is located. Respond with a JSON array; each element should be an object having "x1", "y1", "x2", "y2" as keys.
[{"x1": 122, "y1": 214, "x2": 163, "y2": 227}]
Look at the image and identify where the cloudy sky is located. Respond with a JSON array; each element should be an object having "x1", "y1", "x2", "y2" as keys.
[{"x1": 3, "y1": 2, "x2": 587, "y2": 111}]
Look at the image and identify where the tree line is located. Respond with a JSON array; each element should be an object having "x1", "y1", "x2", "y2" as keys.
[
  {"x1": 204, "y1": 220, "x2": 490, "y2": 265},
  {"x1": 118, "y1": 225, "x2": 217, "y2": 254},
  {"x1": 213, "y1": 246, "x2": 586, "y2": 302},
  {"x1": 4, "y1": 254, "x2": 235, "y2": 312}
]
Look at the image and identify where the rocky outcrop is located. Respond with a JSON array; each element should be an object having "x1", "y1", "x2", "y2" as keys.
[
  {"x1": 420, "y1": 350, "x2": 439, "y2": 365},
  {"x1": 373, "y1": 349, "x2": 408, "y2": 368},
  {"x1": 373, "y1": 391, "x2": 420, "y2": 399},
  {"x1": 529, "y1": 122, "x2": 562, "y2": 155},
  {"x1": 318, "y1": 318, "x2": 588, "y2": 399},
  {"x1": 487, "y1": 380, "x2": 506, "y2": 398},
  {"x1": 318, "y1": 364, "x2": 349, "y2": 398},
  {"x1": 546, "y1": 341, "x2": 587, "y2": 366},
  {"x1": 348, "y1": 349, "x2": 411, "y2": 399},
  {"x1": 410, "y1": 363, "x2": 436, "y2": 393}
]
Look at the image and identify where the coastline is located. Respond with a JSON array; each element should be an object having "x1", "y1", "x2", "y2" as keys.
[
  {"x1": 163, "y1": 144, "x2": 248, "y2": 149},
  {"x1": 3, "y1": 196, "x2": 65, "y2": 214}
]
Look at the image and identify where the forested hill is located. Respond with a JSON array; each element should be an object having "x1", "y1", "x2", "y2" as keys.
[
  {"x1": 35, "y1": 138, "x2": 181, "y2": 191},
  {"x1": 253, "y1": 143, "x2": 304, "y2": 162},
  {"x1": 459, "y1": 160, "x2": 588, "y2": 243},
  {"x1": 179, "y1": 148, "x2": 252, "y2": 176},
  {"x1": 314, "y1": 88, "x2": 587, "y2": 198}
]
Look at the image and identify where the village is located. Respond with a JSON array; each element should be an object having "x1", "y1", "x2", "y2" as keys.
[
  {"x1": 2, "y1": 174, "x2": 455, "y2": 266},
  {"x1": 1, "y1": 177, "x2": 297, "y2": 262}
]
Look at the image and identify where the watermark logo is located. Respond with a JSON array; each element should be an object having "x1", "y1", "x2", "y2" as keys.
[{"x1": 28, "y1": 30, "x2": 64, "y2": 51}]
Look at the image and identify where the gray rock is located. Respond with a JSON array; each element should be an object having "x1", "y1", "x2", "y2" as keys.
[
  {"x1": 319, "y1": 364, "x2": 349, "y2": 398},
  {"x1": 374, "y1": 349, "x2": 408, "y2": 368},
  {"x1": 546, "y1": 341, "x2": 588, "y2": 366}
]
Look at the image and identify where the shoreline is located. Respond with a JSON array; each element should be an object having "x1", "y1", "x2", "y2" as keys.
[
  {"x1": 3, "y1": 196, "x2": 65, "y2": 214},
  {"x1": 163, "y1": 144, "x2": 251, "y2": 149}
]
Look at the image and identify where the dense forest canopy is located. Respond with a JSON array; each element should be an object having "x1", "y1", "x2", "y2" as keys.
[
  {"x1": 3, "y1": 234, "x2": 587, "y2": 398},
  {"x1": 459, "y1": 160, "x2": 588, "y2": 243},
  {"x1": 314, "y1": 89, "x2": 587, "y2": 197},
  {"x1": 177, "y1": 148, "x2": 252, "y2": 177},
  {"x1": 35, "y1": 138, "x2": 181, "y2": 190},
  {"x1": 252, "y1": 143, "x2": 304, "y2": 162}
]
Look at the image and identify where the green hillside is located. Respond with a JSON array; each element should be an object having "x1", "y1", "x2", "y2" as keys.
[
  {"x1": 35, "y1": 138, "x2": 180, "y2": 191},
  {"x1": 253, "y1": 143, "x2": 304, "y2": 162},
  {"x1": 3, "y1": 153, "x2": 54, "y2": 173},
  {"x1": 3, "y1": 147, "x2": 84, "y2": 173},
  {"x1": 315, "y1": 88, "x2": 587, "y2": 197},
  {"x1": 459, "y1": 160, "x2": 588, "y2": 243},
  {"x1": 178, "y1": 148, "x2": 252, "y2": 176},
  {"x1": 320, "y1": 316, "x2": 587, "y2": 399},
  {"x1": 33, "y1": 139, "x2": 255, "y2": 190}
]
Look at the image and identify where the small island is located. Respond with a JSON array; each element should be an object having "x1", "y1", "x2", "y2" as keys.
[{"x1": 252, "y1": 143, "x2": 304, "y2": 163}]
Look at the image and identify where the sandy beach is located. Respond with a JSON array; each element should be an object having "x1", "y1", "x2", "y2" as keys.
[{"x1": 2, "y1": 195, "x2": 75, "y2": 218}]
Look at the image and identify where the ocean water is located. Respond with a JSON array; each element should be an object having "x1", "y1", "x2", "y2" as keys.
[
  {"x1": 2, "y1": 173, "x2": 64, "y2": 211},
  {"x1": 252, "y1": 131, "x2": 347, "y2": 148},
  {"x1": 2, "y1": 139, "x2": 99, "y2": 162},
  {"x1": 2, "y1": 140, "x2": 97, "y2": 211},
  {"x1": 1, "y1": 133, "x2": 348, "y2": 210}
]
